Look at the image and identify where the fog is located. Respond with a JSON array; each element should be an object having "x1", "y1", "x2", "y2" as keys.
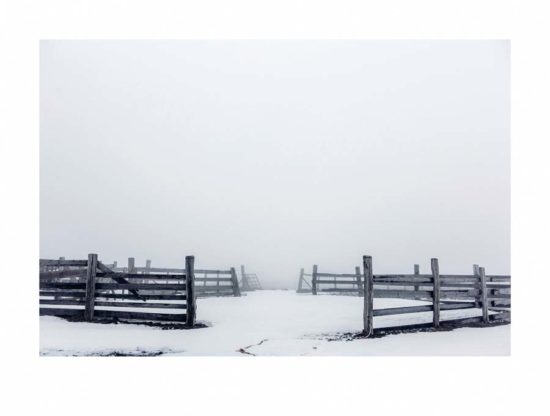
[{"x1": 40, "y1": 40, "x2": 510, "y2": 288}]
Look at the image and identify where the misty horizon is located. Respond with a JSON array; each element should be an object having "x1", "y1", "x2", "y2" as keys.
[{"x1": 40, "y1": 40, "x2": 510, "y2": 289}]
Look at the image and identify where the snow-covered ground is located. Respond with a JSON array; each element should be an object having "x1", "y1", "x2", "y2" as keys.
[{"x1": 40, "y1": 290, "x2": 510, "y2": 356}]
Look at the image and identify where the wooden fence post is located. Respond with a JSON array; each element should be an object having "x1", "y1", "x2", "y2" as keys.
[
  {"x1": 240, "y1": 265, "x2": 250, "y2": 291},
  {"x1": 145, "y1": 259, "x2": 151, "y2": 274},
  {"x1": 84, "y1": 253, "x2": 98, "y2": 322},
  {"x1": 355, "y1": 266, "x2": 363, "y2": 296},
  {"x1": 431, "y1": 258, "x2": 440, "y2": 328},
  {"x1": 297, "y1": 268, "x2": 305, "y2": 292},
  {"x1": 113, "y1": 260, "x2": 117, "y2": 269},
  {"x1": 185, "y1": 256, "x2": 196, "y2": 327},
  {"x1": 128, "y1": 257, "x2": 135, "y2": 273},
  {"x1": 479, "y1": 266, "x2": 489, "y2": 324},
  {"x1": 230, "y1": 267, "x2": 241, "y2": 297},
  {"x1": 414, "y1": 264, "x2": 420, "y2": 292},
  {"x1": 473, "y1": 264, "x2": 480, "y2": 307},
  {"x1": 312, "y1": 264, "x2": 318, "y2": 295},
  {"x1": 362, "y1": 256, "x2": 374, "y2": 337}
]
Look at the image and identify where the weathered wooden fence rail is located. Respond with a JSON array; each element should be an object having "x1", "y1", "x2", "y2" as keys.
[
  {"x1": 107, "y1": 258, "x2": 241, "y2": 298},
  {"x1": 39, "y1": 254, "x2": 197, "y2": 326},
  {"x1": 360, "y1": 256, "x2": 511, "y2": 336},
  {"x1": 309, "y1": 265, "x2": 363, "y2": 296}
]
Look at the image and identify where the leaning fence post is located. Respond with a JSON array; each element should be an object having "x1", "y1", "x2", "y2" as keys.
[
  {"x1": 312, "y1": 265, "x2": 318, "y2": 295},
  {"x1": 355, "y1": 266, "x2": 363, "y2": 296},
  {"x1": 362, "y1": 256, "x2": 374, "y2": 337},
  {"x1": 185, "y1": 256, "x2": 196, "y2": 327},
  {"x1": 479, "y1": 266, "x2": 489, "y2": 324},
  {"x1": 431, "y1": 258, "x2": 440, "y2": 328},
  {"x1": 230, "y1": 267, "x2": 241, "y2": 297},
  {"x1": 84, "y1": 253, "x2": 98, "y2": 322}
]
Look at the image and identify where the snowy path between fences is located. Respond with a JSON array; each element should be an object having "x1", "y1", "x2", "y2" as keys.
[{"x1": 40, "y1": 290, "x2": 510, "y2": 356}]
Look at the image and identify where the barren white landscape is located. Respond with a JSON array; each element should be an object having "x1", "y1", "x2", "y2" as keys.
[{"x1": 40, "y1": 290, "x2": 510, "y2": 356}]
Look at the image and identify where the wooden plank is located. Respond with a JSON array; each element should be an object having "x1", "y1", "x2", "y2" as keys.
[
  {"x1": 94, "y1": 293, "x2": 187, "y2": 301},
  {"x1": 318, "y1": 287, "x2": 360, "y2": 293},
  {"x1": 94, "y1": 283, "x2": 186, "y2": 290},
  {"x1": 297, "y1": 268, "x2": 305, "y2": 293},
  {"x1": 373, "y1": 289, "x2": 433, "y2": 299},
  {"x1": 373, "y1": 304, "x2": 433, "y2": 317},
  {"x1": 355, "y1": 266, "x2": 363, "y2": 296},
  {"x1": 93, "y1": 301, "x2": 187, "y2": 309},
  {"x1": 316, "y1": 272, "x2": 364, "y2": 278},
  {"x1": 440, "y1": 302, "x2": 477, "y2": 310},
  {"x1": 312, "y1": 265, "x2": 318, "y2": 295},
  {"x1": 431, "y1": 258, "x2": 440, "y2": 328},
  {"x1": 84, "y1": 254, "x2": 98, "y2": 321},
  {"x1": 316, "y1": 279, "x2": 360, "y2": 285},
  {"x1": 40, "y1": 299, "x2": 85, "y2": 306},
  {"x1": 96, "y1": 261, "x2": 114, "y2": 274},
  {"x1": 479, "y1": 267, "x2": 489, "y2": 323},
  {"x1": 195, "y1": 277, "x2": 233, "y2": 282},
  {"x1": 92, "y1": 310, "x2": 186, "y2": 322},
  {"x1": 128, "y1": 257, "x2": 135, "y2": 273},
  {"x1": 40, "y1": 269, "x2": 87, "y2": 280},
  {"x1": 40, "y1": 308, "x2": 84, "y2": 318},
  {"x1": 40, "y1": 259, "x2": 88, "y2": 267},
  {"x1": 185, "y1": 256, "x2": 196, "y2": 327},
  {"x1": 108, "y1": 272, "x2": 185, "y2": 280},
  {"x1": 230, "y1": 267, "x2": 241, "y2": 297},
  {"x1": 40, "y1": 290, "x2": 86, "y2": 297},
  {"x1": 363, "y1": 256, "x2": 374, "y2": 337}
]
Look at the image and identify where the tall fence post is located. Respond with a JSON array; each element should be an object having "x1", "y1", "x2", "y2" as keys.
[
  {"x1": 240, "y1": 265, "x2": 250, "y2": 291},
  {"x1": 230, "y1": 267, "x2": 241, "y2": 297},
  {"x1": 414, "y1": 264, "x2": 420, "y2": 292},
  {"x1": 84, "y1": 253, "x2": 98, "y2": 322},
  {"x1": 479, "y1": 266, "x2": 489, "y2": 324},
  {"x1": 185, "y1": 256, "x2": 196, "y2": 327},
  {"x1": 128, "y1": 257, "x2": 135, "y2": 273},
  {"x1": 431, "y1": 258, "x2": 440, "y2": 328},
  {"x1": 145, "y1": 259, "x2": 151, "y2": 274},
  {"x1": 362, "y1": 256, "x2": 374, "y2": 337},
  {"x1": 355, "y1": 266, "x2": 363, "y2": 297},
  {"x1": 312, "y1": 264, "x2": 318, "y2": 295},
  {"x1": 473, "y1": 264, "x2": 480, "y2": 307}
]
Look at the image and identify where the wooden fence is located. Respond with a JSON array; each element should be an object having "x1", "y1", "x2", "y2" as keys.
[
  {"x1": 107, "y1": 258, "x2": 241, "y2": 298},
  {"x1": 360, "y1": 256, "x2": 511, "y2": 336},
  {"x1": 296, "y1": 268, "x2": 313, "y2": 293},
  {"x1": 240, "y1": 265, "x2": 262, "y2": 291},
  {"x1": 39, "y1": 254, "x2": 197, "y2": 326},
  {"x1": 310, "y1": 265, "x2": 363, "y2": 296}
]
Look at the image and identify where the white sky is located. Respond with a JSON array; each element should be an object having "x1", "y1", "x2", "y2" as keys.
[{"x1": 40, "y1": 40, "x2": 510, "y2": 288}]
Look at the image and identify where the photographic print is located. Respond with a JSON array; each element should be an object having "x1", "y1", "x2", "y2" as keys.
[{"x1": 39, "y1": 40, "x2": 510, "y2": 356}]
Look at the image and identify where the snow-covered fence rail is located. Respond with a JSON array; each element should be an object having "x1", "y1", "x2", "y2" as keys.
[
  {"x1": 39, "y1": 254, "x2": 197, "y2": 326},
  {"x1": 360, "y1": 256, "x2": 511, "y2": 337},
  {"x1": 310, "y1": 265, "x2": 363, "y2": 296},
  {"x1": 108, "y1": 258, "x2": 240, "y2": 298}
]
